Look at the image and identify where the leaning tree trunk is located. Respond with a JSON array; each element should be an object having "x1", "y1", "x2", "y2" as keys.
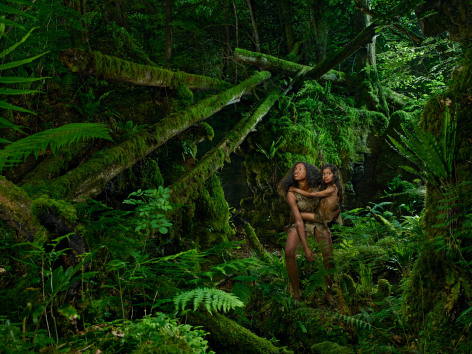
[
  {"x1": 235, "y1": 21, "x2": 381, "y2": 84},
  {"x1": 169, "y1": 90, "x2": 279, "y2": 204},
  {"x1": 25, "y1": 71, "x2": 271, "y2": 201},
  {"x1": 60, "y1": 49, "x2": 230, "y2": 90}
]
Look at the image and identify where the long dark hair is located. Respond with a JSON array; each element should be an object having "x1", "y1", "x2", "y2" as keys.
[
  {"x1": 278, "y1": 161, "x2": 321, "y2": 197},
  {"x1": 321, "y1": 163, "x2": 344, "y2": 203}
]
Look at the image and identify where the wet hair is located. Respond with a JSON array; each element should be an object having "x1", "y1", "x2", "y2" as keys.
[
  {"x1": 278, "y1": 161, "x2": 322, "y2": 197},
  {"x1": 321, "y1": 163, "x2": 344, "y2": 203}
]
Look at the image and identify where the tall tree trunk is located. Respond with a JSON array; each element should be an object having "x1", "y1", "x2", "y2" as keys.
[
  {"x1": 246, "y1": 0, "x2": 261, "y2": 52},
  {"x1": 223, "y1": 0, "x2": 231, "y2": 79},
  {"x1": 27, "y1": 71, "x2": 271, "y2": 201},
  {"x1": 277, "y1": 0, "x2": 294, "y2": 53},
  {"x1": 232, "y1": 0, "x2": 240, "y2": 83},
  {"x1": 309, "y1": 0, "x2": 328, "y2": 64},
  {"x1": 165, "y1": 0, "x2": 173, "y2": 67}
]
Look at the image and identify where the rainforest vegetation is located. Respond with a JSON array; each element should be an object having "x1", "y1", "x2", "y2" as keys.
[{"x1": 1, "y1": 0, "x2": 471, "y2": 352}]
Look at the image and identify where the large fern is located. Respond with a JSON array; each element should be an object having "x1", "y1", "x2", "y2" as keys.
[
  {"x1": 0, "y1": 123, "x2": 112, "y2": 171},
  {"x1": 387, "y1": 107, "x2": 456, "y2": 189},
  {"x1": 173, "y1": 287, "x2": 244, "y2": 314}
]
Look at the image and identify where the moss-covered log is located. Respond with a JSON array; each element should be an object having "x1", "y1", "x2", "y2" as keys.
[
  {"x1": 169, "y1": 90, "x2": 279, "y2": 204},
  {"x1": 60, "y1": 48, "x2": 231, "y2": 91},
  {"x1": 26, "y1": 71, "x2": 271, "y2": 200},
  {"x1": 235, "y1": 22, "x2": 381, "y2": 83},
  {"x1": 234, "y1": 48, "x2": 348, "y2": 84},
  {"x1": 188, "y1": 312, "x2": 281, "y2": 353},
  {"x1": 0, "y1": 176, "x2": 47, "y2": 242}
]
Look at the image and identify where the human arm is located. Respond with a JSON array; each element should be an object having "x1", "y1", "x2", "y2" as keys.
[
  {"x1": 286, "y1": 192, "x2": 315, "y2": 262},
  {"x1": 289, "y1": 185, "x2": 335, "y2": 198}
]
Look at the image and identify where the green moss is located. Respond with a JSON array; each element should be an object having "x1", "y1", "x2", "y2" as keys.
[
  {"x1": 199, "y1": 122, "x2": 214, "y2": 141},
  {"x1": 375, "y1": 279, "x2": 391, "y2": 301},
  {"x1": 190, "y1": 312, "x2": 280, "y2": 354},
  {"x1": 31, "y1": 196, "x2": 77, "y2": 224},
  {"x1": 243, "y1": 222, "x2": 267, "y2": 259},
  {"x1": 311, "y1": 341, "x2": 354, "y2": 354},
  {"x1": 192, "y1": 175, "x2": 234, "y2": 247}
]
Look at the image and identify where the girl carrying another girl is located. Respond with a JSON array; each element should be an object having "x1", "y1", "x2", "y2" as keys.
[{"x1": 288, "y1": 163, "x2": 343, "y2": 302}]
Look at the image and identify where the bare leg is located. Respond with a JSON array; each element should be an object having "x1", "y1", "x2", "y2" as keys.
[
  {"x1": 285, "y1": 229, "x2": 301, "y2": 300},
  {"x1": 315, "y1": 227, "x2": 335, "y2": 303}
]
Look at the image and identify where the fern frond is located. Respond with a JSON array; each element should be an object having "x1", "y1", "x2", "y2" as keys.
[
  {"x1": 209, "y1": 257, "x2": 261, "y2": 277},
  {"x1": 0, "y1": 123, "x2": 112, "y2": 171},
  {"x1": 174, "y1": 288, "x2": 244, "y2": 314},
  {"x1": 336, "y1": 313, "x2": 372, "y2": 329}
]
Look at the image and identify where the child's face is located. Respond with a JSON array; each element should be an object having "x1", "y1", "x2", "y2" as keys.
[
  {"x1": 322, "y1": 168, "x2": 334, "y2": 184},
  {"x1": 293, "y1": 163, "x2": 306, "y2": 181}
]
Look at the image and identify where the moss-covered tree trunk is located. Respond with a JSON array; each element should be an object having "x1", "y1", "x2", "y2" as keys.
[
  {"x1": 402, "y1": 1, "x2": 472, "y2": 351},
  {"x1": 60, "y1": 49, "x2": 230, "y2": 90},
  {"x1": 0, "y1": 176, "x2": 47, "y2": 242},
  {"x1": 235, "y1": 21, "x2": 381, "y2": 83},
  {"x1": 25, "y1": 71, "x2": 271, "y2": 201},
  {"x1": 170, "y1": 90, "x2": 279, "y2": 204}
]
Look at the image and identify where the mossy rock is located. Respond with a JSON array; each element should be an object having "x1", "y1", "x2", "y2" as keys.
[{"x1": 311, "y1": 341, "x2": 354, "y2": 354}]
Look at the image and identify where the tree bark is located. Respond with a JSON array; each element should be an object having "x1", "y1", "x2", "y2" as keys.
[
  {"x1": 164, "y1": 0, "x2": 173, "y2": 67},
  {"x1": 277, "y1": 0, "x2": 295, "y2": 53},
  {"x1": 246, "y1": 0, "x2": 261, "y2": 52},
  {"x1": 188, "y1": 312, "x2": 279, "y2": 354},
  {"x1": 60, "y1": 49, "x2": 230, "y2": 91},
  {"x1": 235, "y1": 21, "x2": 381, "y2": 83},
  {"x1": 0, "y1": 176, "x2": 47, "y2": 242},
  {"x1": 309, "y1": 0, "x2": 328, "y2": 63},
  {"x1": 234, "y1": 48, "x2": 350, "y2": 86},
  {"x1": 232, "y1": 0, "x2": 240, "y2": 83},
  {"x1": 169, "y1": 90, "x2": 278, "y2": 204},
  {"x1": 28, "y1": 71, "x2": 271, "y2": 201}
]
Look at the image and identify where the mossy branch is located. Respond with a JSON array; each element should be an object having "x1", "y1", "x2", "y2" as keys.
[
  {"x1": 30, "y1": 71, "x2": 270, "y2": 200},
  {"x1": 169, "y1": 90, "x2": 278, "y2": 204},
  {"x1": 60, "y1": 48, "x2": 231, "y2": 91}
]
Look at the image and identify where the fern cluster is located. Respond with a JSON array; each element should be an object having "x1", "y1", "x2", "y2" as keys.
[{"x1": 174, "y1": 287, "x2": 244, "y2": 314}]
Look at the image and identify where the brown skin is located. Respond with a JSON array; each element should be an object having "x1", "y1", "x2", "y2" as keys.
[
  {"x1": 285, "y1": 163, "x2": 315, "y2": 300},
  {"x1": 289, "y1": 167, "x2": 338, "y2": 303}
]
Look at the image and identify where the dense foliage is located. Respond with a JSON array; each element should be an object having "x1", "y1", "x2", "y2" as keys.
[{"x1": 1, "y1": 0, "x2": 471, "y2": 352}]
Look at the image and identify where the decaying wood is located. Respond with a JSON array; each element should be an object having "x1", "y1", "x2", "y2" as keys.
[
  {"x1": 169, "y1": 90, "x2": 279, "y2": 204},
  {"x1": 32, "y1": 71, "x2": 271, "y2": 201},
  {"x1": 60, "y1": 48, "x2": 230, "y2": 90}
]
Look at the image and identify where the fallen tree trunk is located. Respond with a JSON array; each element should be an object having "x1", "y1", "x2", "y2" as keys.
[
  {"x1": 234, "y1": 48, "x2": 348, "y2": 84},
  {"x1": 169, "y1": 90, "x2": 279, "y2": 204},
  {"x1": 0, "y1": 176, "x2": 47, "y2": 242},
  {"x1": 60, "y1": 48, "x2": 231, "y2": 91},
  {"x1": 26, "y1": 71, "x2": 271, "y2": 201},
  {"x1": 235, "y1": 21, "x2": 382, "y2": 83},
  {"x1": 188, "y1": 312, "x2": 280, "y2": 353}
]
